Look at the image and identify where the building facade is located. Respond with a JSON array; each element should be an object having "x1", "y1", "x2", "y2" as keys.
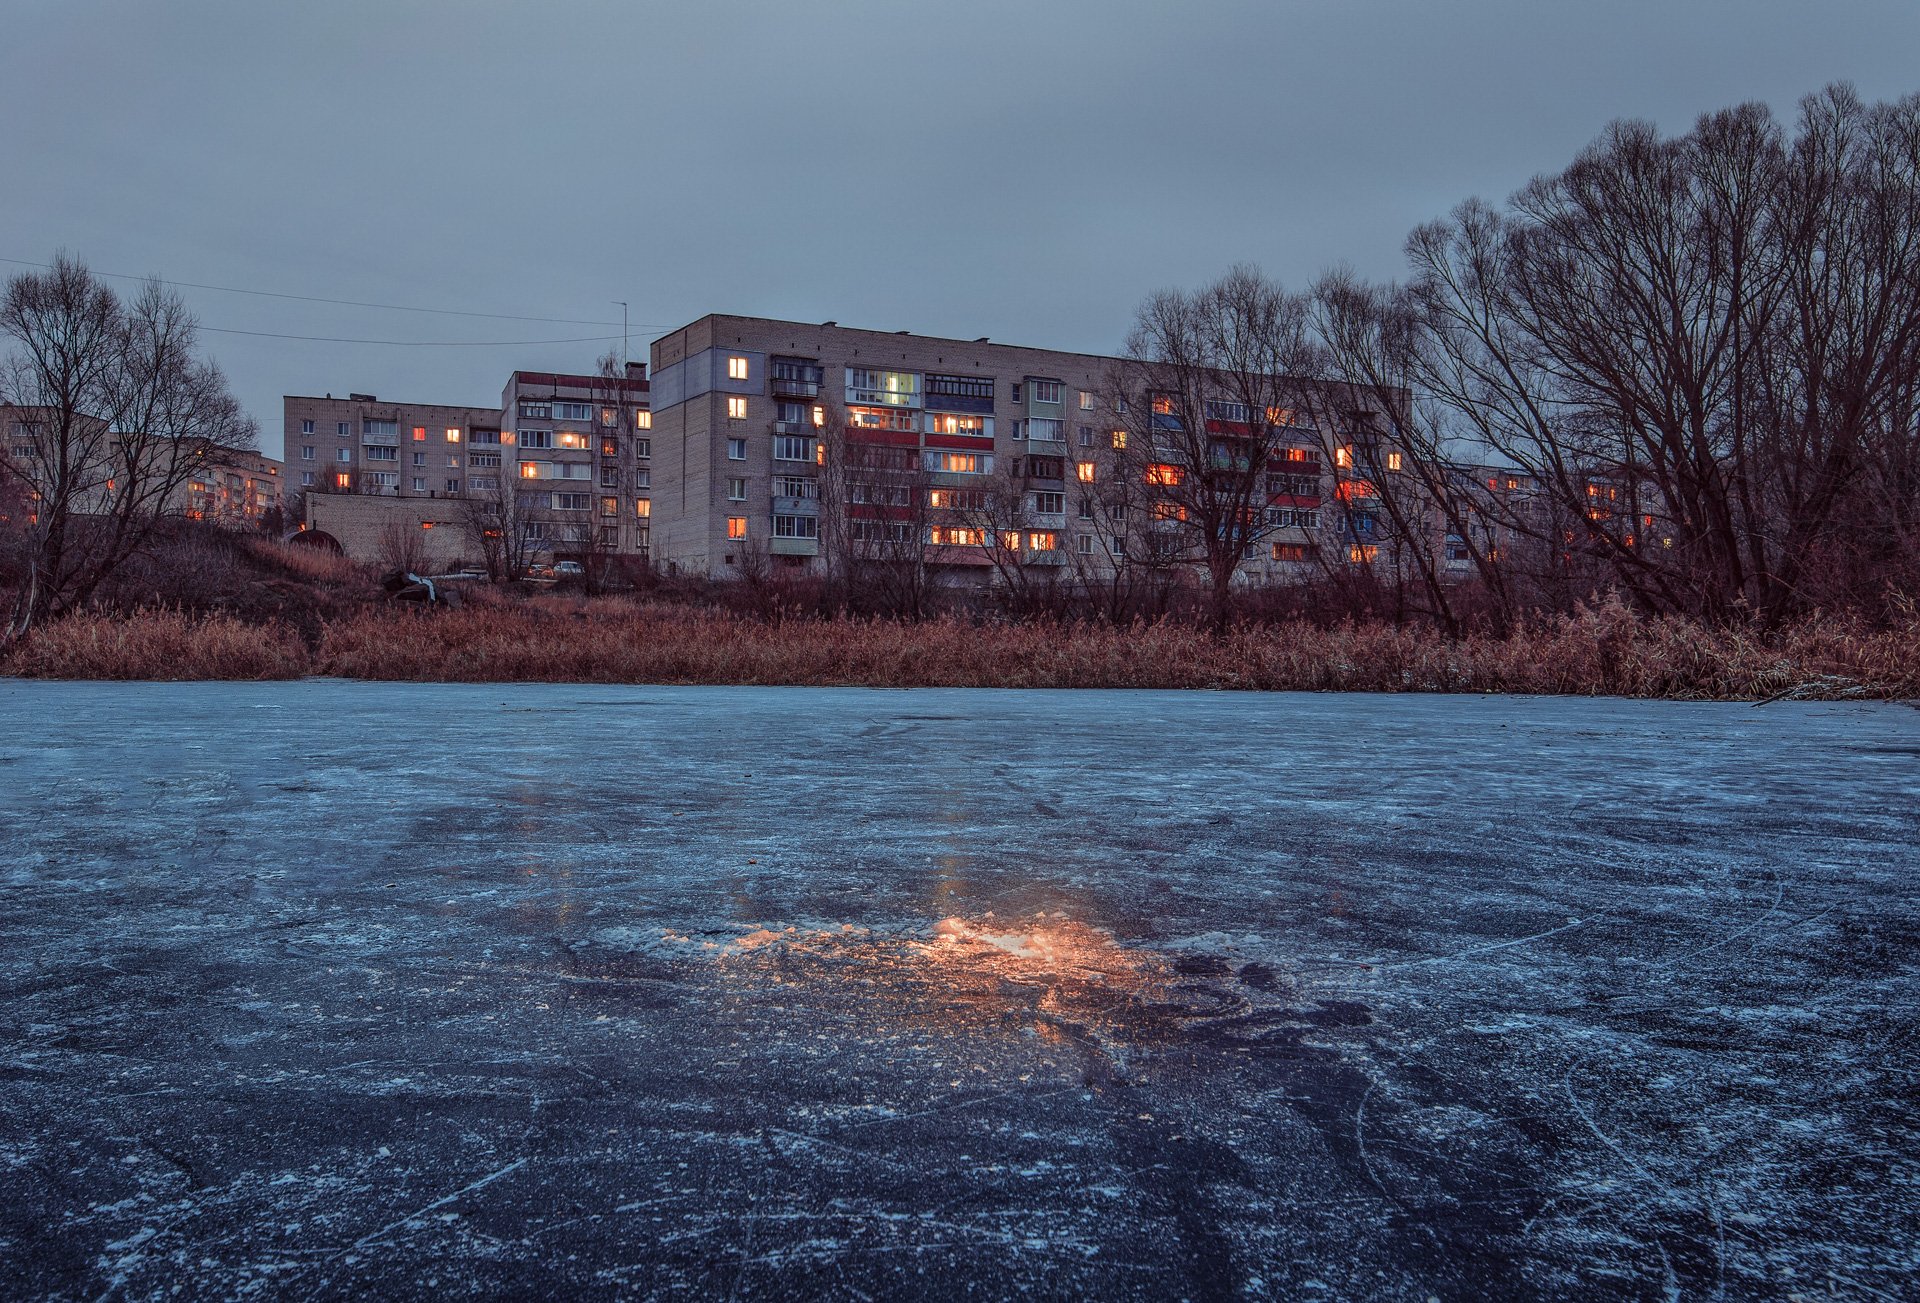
[
  {"x1": 284, "y1": 366, "x2": 651, "y2": 567},
  {"x1": 500, "y1": 367, "x2": 652, "y2": 558},
  {"x1": 176, "y1": 447, "x2": 284, "y2": 526},
  {"x1": 283, "y1": 394, "x2": 503, "y2": 502},
  {"x1": 645, "y1": 315, "x2": 1377, "y2": 585}
]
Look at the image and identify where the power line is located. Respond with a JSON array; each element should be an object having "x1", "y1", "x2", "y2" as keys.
[
  {"x1": 0, "y1": 255, "x2": 661, "y2": 329},
  {"x1": 200, "y1": 326, "x2": 626, "y2": 347}
]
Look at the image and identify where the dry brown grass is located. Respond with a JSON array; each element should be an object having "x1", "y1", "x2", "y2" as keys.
[
  {"x1": 3, "y1": 596, "x2": 1915, "y2": 698},
  {"x1": 3, "y1": 610, "x2": 310, "y2": 680}
]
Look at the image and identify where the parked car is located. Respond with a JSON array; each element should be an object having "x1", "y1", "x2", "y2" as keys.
[{"x1": 553, "y1": 561, "x2": 584, "y2": 577}]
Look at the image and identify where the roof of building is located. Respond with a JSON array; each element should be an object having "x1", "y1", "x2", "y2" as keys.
[
  {"x1": 508, "y1": 371, "x2": 650, "y2": 394},
  {"x1": 284, "y1": 395, "x2": 503, "y2": 415}
]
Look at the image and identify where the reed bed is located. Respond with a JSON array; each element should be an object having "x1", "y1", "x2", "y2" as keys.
[{"x1": 4, "y1": 599, "x2": 1913, "y2": 698}]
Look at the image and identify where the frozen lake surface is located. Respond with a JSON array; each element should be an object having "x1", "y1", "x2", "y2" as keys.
[{"x1": 2, "y1": 681, "x2": 1917, "y2": 1300}]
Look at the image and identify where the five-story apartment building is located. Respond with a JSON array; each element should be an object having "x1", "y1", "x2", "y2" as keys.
[{"x1": 646, "y1": 315, "x2": 1358, "y2": 583}]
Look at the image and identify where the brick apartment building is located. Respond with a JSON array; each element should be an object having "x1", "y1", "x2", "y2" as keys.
[
  {"x1": 176, "y1": 447, "x2": 284, "y2": 526},
  {"x1": 288, "y1": 320, "x2": 1591, "y2": 593},
  {"x1": 645, "y1": 314, "x2": 1381, "y2": 583},
  {"x1": 284, "y1": 364, "x2": 651, "y2": 565},
  {"x1": 6, "y1": 402, "x2": 283, "y2": 529},
  {"x1": 283, "y1": 394, "x2": 504, "y2": 501}
]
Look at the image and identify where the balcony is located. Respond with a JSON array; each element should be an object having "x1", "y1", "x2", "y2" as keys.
[
  {"x1": 773, "y1": 419, "x2": 818, "y2": 436},
  {"x1": 770, "y1": 536, "x2": 819, "y2": 556},
  {"x1": 772, "y1": 495, "x2": 820, "y2": 516},
  {"x1": 771, "y1": 376, "x2": 822, "y2": 399},
  {"x1": 361, "y1": 432, "x2": 399, "y2": 447}
]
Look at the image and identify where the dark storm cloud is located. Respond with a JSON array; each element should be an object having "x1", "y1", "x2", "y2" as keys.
[{"x1": 3, "y1": 0, "x2": 1914, "y2": 455}]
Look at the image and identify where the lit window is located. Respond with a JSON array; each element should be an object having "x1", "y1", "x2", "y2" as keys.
[
  {"x1": 1336, "y1": 447, "x2": 1353, "y2": 468},
  {"x1": 811, "y1": 405, "x2": 825, "y2": 428},
  {"x1": 1027, "y1": 531, "x2": 1057, "y2": 551},
  {"x1": 334, "y1": 472, "x2": 351, "y2": 488},
  {"x1": 1075, "y1": 462, "x2": 1096, "y2": 483},
  {"x1": 636, "y1": 499, "x2": 651, "y2": 517},
  {"x1": 1145, "y1": 463, "x2": 1183, "y2": 486},
  {"x1": 727, "y1": 356, "x2": 749, "y2": 381},
  {"x1": 1078, "y1": 391, "x2": 1095, "y2": 411},
  {"x1": 413, "y1": 427, "x2": 426, "y2": 441},
  {"x1": 727, "y1": 516, "x2": 747, "y2": 539},
  {"x1": 1111, "y1": 430, "x2": 1127, "y2": 449},
  {"x1": 1387, "y1": 452, "x2": 1402, "y2": 472},
  {"x1": 635, "y1": 410, "x2": 652, "y2": 430},
  {"x1": 520, "y1": 461, "x2": 542, "y2": 478},
  {"x1": 727, "y1": 396, "x2": 748, "y2": 420},
  {"x1": 600, "y1": 408, "x2": 617, "y2": 427},
  {"x1": 1348, "y1": 544, "x2": 1379, "y2": 564}
]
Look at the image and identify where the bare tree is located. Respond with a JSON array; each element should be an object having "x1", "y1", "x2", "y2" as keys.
[
  {"x1": 0, "y1": 255, "x2": 257, "y2": 639},
  {"x1": 1109, "y1": 265, "x2": 1329, "y2": 628},
  {"x1": 820, "y1": 406, "x2": 941, "y2": 619},
  {"x1": 375, "y1": 518, "x2": 427, "y2": 576},
  {"x1": 459, "y1": 468, "x2": 543, "y2": 582},
  {"x1": 952, "y1": 458, "x2": 1068, "y2": 616},
  {"x1": 1405, "y1": 84, "x2": 1920, "y2": 626}
]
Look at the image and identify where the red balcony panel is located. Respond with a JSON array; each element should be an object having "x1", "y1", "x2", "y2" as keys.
[{"x1": 848, "y1": 428, "x2": 920, "y2": 447}]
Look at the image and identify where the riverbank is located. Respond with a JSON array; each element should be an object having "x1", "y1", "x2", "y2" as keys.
[{"x1": 3, "y1": 600, "x2": 1914, "y2": 699}]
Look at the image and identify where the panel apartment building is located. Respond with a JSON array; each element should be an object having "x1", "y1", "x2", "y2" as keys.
[
  {"x1": 284, "y1": 364, "x2": 652, "y2": 562},
  {"x1": 646, "y1": 314, "x2": 1364, "y2": 581}
]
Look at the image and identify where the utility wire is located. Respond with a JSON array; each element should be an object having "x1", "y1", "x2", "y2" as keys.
[
  {"x1": 200, "y1": 326, "x2": 625, "y2": 347},
  {"x1": 0, "y1": 255, "x2": 660, "y2": 329}
]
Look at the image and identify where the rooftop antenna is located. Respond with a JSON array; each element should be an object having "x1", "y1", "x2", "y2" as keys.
[{"x1": 613, "y1": 300, "x2": 628, "y2": 370}]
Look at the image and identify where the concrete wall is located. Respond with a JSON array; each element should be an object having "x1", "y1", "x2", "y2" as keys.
[{"x1": 303, "y1": 492, "x2": 473, "y2": 570}]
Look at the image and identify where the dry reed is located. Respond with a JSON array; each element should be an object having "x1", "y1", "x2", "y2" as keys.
[{"x1": 4, "y1": 599, "x2": 1915, "y2": 698}]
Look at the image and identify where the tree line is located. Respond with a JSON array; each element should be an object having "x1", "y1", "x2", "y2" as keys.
[{"x1": 4, "y1": 84, "x2": 1916, "y2": 636}]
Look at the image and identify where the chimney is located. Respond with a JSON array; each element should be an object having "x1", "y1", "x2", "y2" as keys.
[{"x1": 626, "y1": 361, "x2": 647, "y2": 381}]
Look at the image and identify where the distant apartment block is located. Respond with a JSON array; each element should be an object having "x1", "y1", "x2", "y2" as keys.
[
  {"x1": 175, "y1": 447, "x2": 284, "y2": 526},
  {"x1": 283, "y1": 394, "x2": 503, "y2": 501},
  {"x1": 5, "y1": 402, "x2": 281, "y2": 528},
  {"x1": 501, "y1": 367, "x2": 652, "y2": 558},
  {"x1": 283, "y1": 364, "x2": 651, "y2": 565},
  {"x1": 645, "y1": 315, "x2": 1369, "y2": 582}
]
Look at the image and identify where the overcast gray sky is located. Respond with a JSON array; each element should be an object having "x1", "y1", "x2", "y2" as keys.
[{"x1": 4, "y1": 0, "x2": 1915, "y2": 457}]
